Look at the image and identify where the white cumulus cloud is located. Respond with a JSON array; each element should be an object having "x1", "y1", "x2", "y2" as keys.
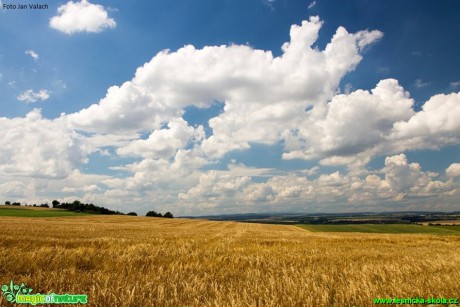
[
  {"x1": 17, "y1": 89, "x2": 50, "y2": 103},
  {"x1": 50, "y1": 0, "x2": 116, "y2": 34},
  {"x1": 117, "y1": 118, "x2": 205, "y2": 159},
  {"x1": 282, "y1": 79, "x2": 414, "y2": 165},
  {"x1": 383, "y1": 154, "x2": 430, "y2": 194},
  {"x1": 0, "y1": 109, "x2": 89, "y2": 178},
  {"x1": 3, "y1": 15, "x2": 460, "y2": 215},
  {"x1": 390, "y1": 92, "x2": 460, "y2": 151},
  {"x1": 175, "y1": 154, "x2": 459, "y2": 215},
  {"x1": 66, "y1": 16, "x2": 383, "y2": 159},
  {"x1": 25, "y1": 50, "x2": 39, "y2": 60},
  {"x1": 446, "y1": 163, "x2": 460, "y2": 178}
]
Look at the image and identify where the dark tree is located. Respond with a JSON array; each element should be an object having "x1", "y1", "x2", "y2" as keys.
[
  {"x1": 127, "y1": 212, "x2": 137, "y2": 216},
  {"x1": 163, "y1": 212, "x2": 174, "y2": 218},
  {"x1": 146, "y1": 211, "x2": 162, "y2": 217},
  {"x1": 146, "y1": 211, "x2": 157, "y2": 217},
  {"x1": 5, "y1": 201, "x2": 11, "y2": 206},
  {"x1": 52, "y1": 200, "x2": 60, "y2": 208}
]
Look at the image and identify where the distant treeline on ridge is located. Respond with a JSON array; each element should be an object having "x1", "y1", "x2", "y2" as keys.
[
  {"x1": 51, "y1": 200, "x2": 124, "y2": 215},
  {"x1": 146, "y1": 211, "x2": 174, "y2": 218},
  {"x1": 2, "y1": 199, "x2": 174, "y2": 218}
]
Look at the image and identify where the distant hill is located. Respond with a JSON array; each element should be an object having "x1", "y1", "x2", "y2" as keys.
[{"x1": 182, "y1": 211, "x2": 460, "y2": 225}]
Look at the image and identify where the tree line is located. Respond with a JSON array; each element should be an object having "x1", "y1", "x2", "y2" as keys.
[
  {"x1": 51, "y1": 200, "x2": 125, "y2": 215},
  {"x1": 4, "y1": 201, "x2": 50, "y2": 207},
  {"x1": 3, "y1": 200, "x2": 174, "y2": 218},
  {"x1": 146, "y1": 211, "x2": 174, "y2": 218}
]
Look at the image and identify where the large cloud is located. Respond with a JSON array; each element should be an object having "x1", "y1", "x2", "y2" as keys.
[
  {"x1": 282, "y1": 79, "x2": 415, "y2": 164},
  {"x1": 446, "y1": 163, "x2": 460, "y2": 178},
  {"x1": 66, "y1": 16, "x2": 383, "y2": 150},
  {"x1": 390, "y1": 92, "x2": 460, "y2": 150},
  {"x1": 382, "y1": 154, "x2": 432, "y2": 195},
  {"x1": 0, "y1": 109, "x2": 89, "y2": 178},
  {"x1": 175, "y1": 154, "x2": 458, "y2": 214},
  {"x1": 50, "y1": 0, "x2": 116, "y2": 34},
  {"x1": 282, "y1": 80, "x2": 460, "y2": 167},
  {"x1": 3, "y1": 15, "x2": 460, "y2": 215},
  {"x1": 116, "y1": 118, "x2": 205, "y2": 159}
]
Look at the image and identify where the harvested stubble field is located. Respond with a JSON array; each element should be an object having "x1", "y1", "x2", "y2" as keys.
[{"x1": 0, "y1": 216, "x2": 459, "y2": 306}]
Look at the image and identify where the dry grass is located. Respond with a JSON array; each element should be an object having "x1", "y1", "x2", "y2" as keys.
[{"x1": 0, "y1": 216, "x2": 459, "y2": 306}]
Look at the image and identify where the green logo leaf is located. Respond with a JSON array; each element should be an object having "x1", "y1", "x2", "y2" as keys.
[{"x1": 1, "y1": 280, "x2": 33, "y2": 303}]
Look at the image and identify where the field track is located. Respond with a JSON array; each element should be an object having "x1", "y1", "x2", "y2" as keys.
[{"x1": 1, "y1": 216, "x2": 459, "y2": 306}]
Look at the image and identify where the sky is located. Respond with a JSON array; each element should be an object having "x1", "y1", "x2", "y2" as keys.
[{"x1": 1, "y1": 0, "x2": 460, "y2": 216}]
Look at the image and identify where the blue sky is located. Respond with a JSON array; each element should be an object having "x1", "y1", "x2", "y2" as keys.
[{"x1": 1, "y1": 0, "x2": 460, "y2": 215}]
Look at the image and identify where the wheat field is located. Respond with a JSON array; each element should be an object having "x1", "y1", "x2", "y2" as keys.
[{"x1": 0, "y1": 216, "x2": 459, "y2": 306}]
